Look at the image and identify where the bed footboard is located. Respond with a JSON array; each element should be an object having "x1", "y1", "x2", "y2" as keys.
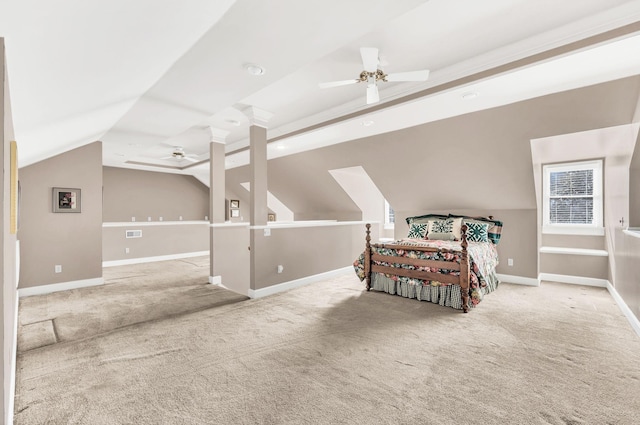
[{"x1": 364, "y1": 223, "x2": 471, "y2": 312}]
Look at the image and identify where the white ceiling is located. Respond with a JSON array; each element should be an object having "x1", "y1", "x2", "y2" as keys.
[{"x1": 2, "y1": 0, "x2": 640, "y2": 176}]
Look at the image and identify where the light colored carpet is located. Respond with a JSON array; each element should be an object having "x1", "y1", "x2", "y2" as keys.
[
  {"x1": 14, "y1": 269, "x2": 640, "y2": 424},
  {"x1": 17, "y1": 256, "x2": 248, "y2": 351}
]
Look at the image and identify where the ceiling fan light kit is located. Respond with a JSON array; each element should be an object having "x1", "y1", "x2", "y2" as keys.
[
  {"x1": 161, "y1": 146, "x2": 199, "y2": 163},
  {"x1": 319, "y1": 47, "x2": 429, "y2": 105}
]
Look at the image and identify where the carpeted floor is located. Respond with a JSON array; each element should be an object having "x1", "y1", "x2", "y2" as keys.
[
  {"x1": 14, "y1": 263, "x2": 640, "y2": 424},
  {"x1": 17, "y1": 256, "x2": 248, "y2": 351}
]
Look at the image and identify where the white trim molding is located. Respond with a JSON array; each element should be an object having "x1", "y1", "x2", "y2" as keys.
[
  {"x1": 248, "y1": 266, "x2": 353, "y2": 299},
  {"x1": 607, "y1": 282, "x2": 640, "y2": 337},
  {"x1": 496, "y1": 273, "x2": 540, "y2": 286},
  {"x1": 623, "y1": 228, "x2": 640, "y2": 239},
  {"x1": 103, "y1": 251, "x2": 209, "y2": 267},
  {"x1": 103, "y1": 220, "x2": 208, "y2": 227},
  {"x1": 209, "y1": 275, "x2": 223, "y2": 286},
  {"x1": 539, "y1": 246, "x2": 608, "y2": 256},
  {"x1": 18, "y1": 277, "x2": 105, "y2": 298},
  {"x1": 538, "y1": 273, "x2": 608, "y2": 288}
]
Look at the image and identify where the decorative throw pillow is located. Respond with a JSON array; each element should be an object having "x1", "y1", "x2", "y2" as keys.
[
  {"x1": 428, "y1": 218, "x2": 453, "y2": 234},
  {"x1": 464, "y1": 221, "x2": 490, "y2": 242},
  {"x1": 427, "y1": 232, "x2": 456, "y2": 241},
  {"x1": 449, "y1": 217, "x2": 463, "y2": 240},
  {"x1": 407, "y1": 223, "x2": 428, "y2": 239}
]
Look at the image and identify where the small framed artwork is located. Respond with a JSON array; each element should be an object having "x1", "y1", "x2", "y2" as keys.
[
  {"x1": 53, "y1": 187, "x2": 81, "y2": 213},
  {"x1": 230, "y1": 209, "x2": 240, "y2": 218},
  {"x1": 230, "y1": 199, "x2": 240, "y2": 209},
  {"x1": 268, "y1": 213, "x2": 276, "y2": 222}
]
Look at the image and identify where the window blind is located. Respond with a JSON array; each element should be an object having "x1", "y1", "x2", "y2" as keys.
[{"x1": 548, "y1": 169, "x2": 594, "y2": 224}]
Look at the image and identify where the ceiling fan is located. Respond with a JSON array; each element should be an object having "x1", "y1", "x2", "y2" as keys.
[
  {"x1": 161, "y1": 146, "x2": 199, "y2": 162},
  {"x1": 319, "y1": 47, "x2": 429, "y2": 105}
]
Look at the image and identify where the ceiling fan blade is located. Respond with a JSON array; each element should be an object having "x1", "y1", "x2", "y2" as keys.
[
  {"x1": 160, "y1": 156, "x2": 173, "y2": 160},
  {"x1": 360, "y1": 47, "x2": 379, "y2": 73},
  {"x1": 319, "y1": 79, "x2": 360, "y2": 89},
  {"x1": 385, "y1": 69, "x2": 430, "y2": 82},
  {"x1": 183, "y1": 157, "x2": 199, "y2": 163},
  {"x1": 366, "y1": 85, "x2": 379, "y2": 105}
]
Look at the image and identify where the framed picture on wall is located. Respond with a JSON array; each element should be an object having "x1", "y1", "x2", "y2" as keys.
[
  {"x1": 230, "y1": 199, "x2": 240, "y2": 209},
  {"x1": 53, "y1": 187, "x2": 81, "y2": 213},
  {"x1": 230, "y1": 209, "x2": 240, "y2": 218},
  {"x1": 268, "y1": 213, "x2": 276, "y2": 222}
]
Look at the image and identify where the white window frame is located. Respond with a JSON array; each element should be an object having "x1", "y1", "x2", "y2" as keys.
[
  {"x1": 384, "y1": 200, "x2": 395, "y2": 230},
  {"x1": 542, "y1": 159, "x2": 603, "y2": 236}
]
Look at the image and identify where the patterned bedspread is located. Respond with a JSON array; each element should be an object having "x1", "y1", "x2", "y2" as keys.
[{"x1": 353, "y1": 239, "x2": 500, "y2": 308}]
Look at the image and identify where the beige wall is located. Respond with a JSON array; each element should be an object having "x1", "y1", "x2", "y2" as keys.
[
  {"x1": 103, "y1": 167, "x2": 209, "y2": 222},
  {"x1": 1, "y1": 38, "x2": 19, "y2": 425},
  {"x1": 103, "y1": 223, "x2": 208, "y2": 262},
  {"x1": 630, "y1": 130, "x2": 640, "y2": 227},
  {"x1": 540, "y1": 254, "x2": 609, "y2": 280},
  {"x1": 211, "y1": 225, "x2": 250, "y2": 295},
  {"x1": 102, "y1": 167, "x2": 210, "y2": 262},
  {"x1": 614, "y1": 230, "x2": 640, "y2": 321},
  {"x1": 252, "y1": 223, "x2": 378, "y2": 290},
  {"x1": 18, "y1": 142, "x2": 103, "y2": 289}
]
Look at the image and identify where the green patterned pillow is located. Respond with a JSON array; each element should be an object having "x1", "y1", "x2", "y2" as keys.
[
  {"x1": 407, "y1": 223, "x2": 428, "y2": 239},
  {"x1": 465, "y1": 221, "x2": 489, "y2": 242},
  {"x1": 429, "y1": 218, "x2": 453, "y2": 234}
]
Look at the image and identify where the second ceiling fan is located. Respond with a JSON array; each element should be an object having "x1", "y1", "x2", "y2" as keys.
[{"x1": 319, "y1": 47, "x2": 429, "y2": 105}]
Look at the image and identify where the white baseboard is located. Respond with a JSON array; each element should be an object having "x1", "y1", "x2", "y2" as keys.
[
  {"x1": 538, "y1": 273, "x2": 608, "y2": 288},
  {"x1": 103, "y1": 251, "x2": 209, "y2": 267},
  {"x1": 18, "y1": 277, "x2": 105, "y2": 298},
  {"x1": 496, "y1": 273, "x2": 540, "y2": 286},
  {"x1": 607, "y1": 282, "x2": 640, "y2": 337},
  {"x1": 208, "y1": 275, "x2": 228, "y2": 289},
  {"x1": 248, "y1": 266, "x2": 352, "y2": 299}
]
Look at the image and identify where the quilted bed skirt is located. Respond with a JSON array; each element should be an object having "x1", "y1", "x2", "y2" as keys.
[{"x1": 369, "y1": 272, "x2": 500, "y2": 310}]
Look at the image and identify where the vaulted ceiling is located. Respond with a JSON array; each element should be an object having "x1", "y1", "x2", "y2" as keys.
[{"x1": 2, "y1": 0, "x2": 640, "y2": 176}]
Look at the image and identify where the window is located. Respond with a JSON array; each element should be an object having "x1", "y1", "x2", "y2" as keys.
[
  {"x1": 542, "y1": 160, "x2": 603, "y2": 235},
  {"x1": 384, "y1": 200, "x2": 395, "y2": 229}
]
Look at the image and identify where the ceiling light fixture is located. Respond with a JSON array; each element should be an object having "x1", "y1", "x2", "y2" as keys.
[
  {"x1": 244, "y1": 63, "x2": 266, "y2": 76},
  {"x1": 362, "y1": 120, "x2": 375, "y2": 127},
  {"x1": 225, "y1": 119, "x2": 241, "y2": 126}
]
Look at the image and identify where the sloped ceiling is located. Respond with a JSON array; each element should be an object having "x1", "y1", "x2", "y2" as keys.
[
  {"x1": 2, "y1": 0, "x2": 640, "y2": 172},
  {"x1": 224, "y1": 76, "x2": 640, "y2": 218}
]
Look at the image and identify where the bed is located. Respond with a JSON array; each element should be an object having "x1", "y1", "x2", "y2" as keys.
[{"x1": 353, "y1": 214, "x2": 502, "y2": 313}]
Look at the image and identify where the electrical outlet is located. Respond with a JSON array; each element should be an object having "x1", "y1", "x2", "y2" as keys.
[
  {"x1": 55, "y1": 265, "x2": 62, "y2": 273},
  {"x1": 277, "y1": 265, "x2": 283, "y2": 273},
  {"x1": 264, "y1": 228, "x2": 271, "y2": 236},
  {"x1": 125, "y1": 248, "x2": 130, "y2": 254},
  {"x1": 508, "y1": 258, "x2": 514, "y2": 267}
]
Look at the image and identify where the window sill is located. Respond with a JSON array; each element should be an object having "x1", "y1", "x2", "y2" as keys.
[
  {"x1": 542, "y1": 226, "x2": 604, "y2": 236},
  {"x1": 539, "y1": 246, "x2": 608, "y2": 257}
]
